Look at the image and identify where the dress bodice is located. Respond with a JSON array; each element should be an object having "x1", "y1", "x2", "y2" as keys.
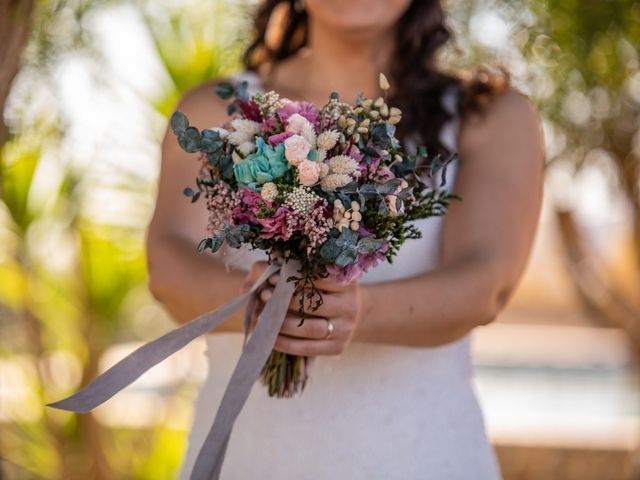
[{"x1": 179, "y1": 71, "x2": 501, "y2": 480}]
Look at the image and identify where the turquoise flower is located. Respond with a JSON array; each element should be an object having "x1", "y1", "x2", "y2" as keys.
[{"x1": 233, "y1": 138, "x2": 290, "y2": 190}]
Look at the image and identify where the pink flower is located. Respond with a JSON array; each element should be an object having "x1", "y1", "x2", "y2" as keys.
[
  {"x1": 232, "y1": 187, "x2": 269, "y2": 224},
  {"x1": 326, "y1": 243, "x2": 389, "y2": 285},
  {"x1": 277, "y1": 100, "x2": 320, "y2": 125},
  {"x1": 297, "y1": 160, "x2": 320, "y2": 186},
  {"x1": 284, "y1": 135, "x2": 311, "y2": 165},
  {"x1": 263, "y1": 100, "x2": 320, "y2": 131},
  {"x1": 268, "y1": 131, "x2": 294, "y2": 146},
  {"x1": 258, "y1": 207, "x2": 293, "y2": 240},
  {"x1": 237, "y1": 99, "x2": 262, "y2": 122}
]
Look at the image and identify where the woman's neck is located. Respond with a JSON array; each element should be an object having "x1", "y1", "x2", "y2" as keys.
[{"x1": 262, "y1": 19, "x2": 394, "y2": 105}]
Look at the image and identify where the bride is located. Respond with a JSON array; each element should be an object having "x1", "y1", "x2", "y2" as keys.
[{"x1": 146, "y1": 0, "x2": 544, "y2": 478}]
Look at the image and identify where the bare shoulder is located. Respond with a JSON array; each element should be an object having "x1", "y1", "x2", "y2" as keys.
[
  {"x1": 458, "y1": 87, "x2": 544, "y2": 163},
  {"x1": 169, "y1": 78, "x2": 233, "y2": 133}
]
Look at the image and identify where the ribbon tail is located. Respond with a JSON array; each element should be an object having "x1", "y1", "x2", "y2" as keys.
[
  {"x1": 190, "y1": 260, "x2": 300, "y2": 480},
  {"x1": 242, "y1": 289, "x2": 257, "y2": 348},
  {"x1": 47, "y1": 263, "x2": 281, "y2": 414}
]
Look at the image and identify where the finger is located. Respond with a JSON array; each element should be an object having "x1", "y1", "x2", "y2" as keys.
[
  {"x1": 273, "y1": 334, "x2": 343, "y2": 356},
  {"x1": 259, "y1": 288, "x2": 273, "y2": 303},
  {"x1": 279, "y1": 315, "x2": 334, "y2": 340},
  {"x1": 314, "y1": 275, "x2": 352, "y2": 293},
  {"x1": 286, "y1": 290, "x2": 345, "y2": 318}
]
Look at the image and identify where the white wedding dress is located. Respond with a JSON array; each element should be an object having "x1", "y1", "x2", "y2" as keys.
[{"x1": 179, "y1": 71, "x2": 501, "y2": 480}]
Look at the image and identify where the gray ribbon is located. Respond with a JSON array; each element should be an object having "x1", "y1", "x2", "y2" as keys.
[{"x1": 47, "y1": 259, "x2": 300, "y2": 480}]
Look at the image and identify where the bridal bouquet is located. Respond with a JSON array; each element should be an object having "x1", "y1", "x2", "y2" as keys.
[
  {"x1": 171, "y1": 73, "x2": 457, "y2": 398},
  {"x1": 49, "y1": 73, "x2": 457, "y2": 479}
]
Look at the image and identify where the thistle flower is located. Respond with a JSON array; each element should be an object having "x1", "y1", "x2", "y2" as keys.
[
  {"x1": 327, "y1": 155, "x2": 358, "y2": 175},
  {"x1": 316, "y1": 130, "x2": 340, "y2": 151},
  {"x1": 318, "y1": 162, "x2": 330, "y2": 178},
  {"x1": 320, "y1": 173, "x2": 351, "y2": 191}
]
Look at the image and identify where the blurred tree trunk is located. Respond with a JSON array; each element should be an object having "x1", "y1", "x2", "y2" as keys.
[
  {"x1": 556, "y1": 209, "x2": 640, "y2": 355},
  {"x1": 0, "y1": 0, "x2": 36, "y2": 148}
]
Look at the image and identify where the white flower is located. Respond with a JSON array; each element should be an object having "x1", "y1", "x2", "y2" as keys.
[
  {"x1": 228, "y1": 130, "x2": 253, "y2": 146},
  {"x1": 316, "y1": 148, "x2": 327, "y2": 163},
  {"x1": 318, "y1": 162, "x2": 330, "y2": 179},
  {"x1": 230, "y1": 119, "x2": 261, "y2": 134},
  {"x1": 284, "y1": 135, "x2": 311, "y2": 165},
  {"x1": 297, "y1": 159, "x2": 320, "y2": 187},
  {"x1": 320, "y1": 173, "x2": 352, "y2": 191},
  {"x1": 286, "y1": 113, "x2": 316, "y2": 147},
  {"x1": 261, "y1": 182, "x2": 278, "y2": 202},
  {"x1": 237, "y1": 141, "x2": 256, "y2": 156},
  {"x1": 328, "y1": 155, "x2": 358, "y2": 175},
  {"x1": 316, "y1": 130, "x2": 340, "y2": 151}
]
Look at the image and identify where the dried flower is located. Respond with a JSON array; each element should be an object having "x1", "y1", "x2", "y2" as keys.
[
  {"x1": 286, "y1": 113, "x2": 317, "y2": 146},
  {"x1": 261, "y1": 182, "x2": 278, "y2": 202},
  {"x1": 321, "y1": 173, "x2": 352, "y2": 191},
  {"x1": 284, "y1": 135, "x2": 312, "y2": 166},
  {"x1": 237, "y1": 141, "x2": 257, "y2": 156},
  {"x1": 327, "y1": 155, "x2": 358, "y2": 175},
  {"x1": 285, "y1": 186, "x2": 323, "y2": 212},
  {"x1": 297, "y1": 159, "x2": 321, "y2": 187},
  {"x1": 379, "y1": 73, "x2": 390, "y2": 91},
  {"x1": 316, "y1": 130, "x2": 340, "y2": 151}
]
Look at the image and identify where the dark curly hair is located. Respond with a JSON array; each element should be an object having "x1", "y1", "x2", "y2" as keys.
[{"x1": 243, "y1": 0, "x2": 509, "y2": 158}]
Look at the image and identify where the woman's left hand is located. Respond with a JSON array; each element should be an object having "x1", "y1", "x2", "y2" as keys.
[{"x1": 252, "y1": 274, "x2": 365, "y2": 356}]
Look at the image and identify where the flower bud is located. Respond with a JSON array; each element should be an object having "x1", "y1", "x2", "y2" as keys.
[
  {"x1": 338, "y1": 115, "x2": 347, "y2": 129},
  {"x1": 343, "y1": 211, "x2": 352, "y2": 220},
  {"x1": 363, "y1": 99, "x2": 373, "y2": 108},
  {"x1": 350, "y1": 221, "x2": 360, "y2": 231},
  {"x1": 388, "y1": 115, "x2": 401, "y2": 125},
  {"x1": 379, "y1": 73, "x2": 391, "y2": 91},
  {"x1": 373, "y1": 97, "x2": 385, "y2": 108},
  {"x1": 357, "y1": 126, "x2": 369, "y2": 134},
  {"x1": 369, "y1": 110, "x2": 380, "y2": 120},
  {"x1": 389, "y1": 107, "x2": 402, "y2": 117},
  {"x1": 351, "y1": 211, "x2": 362, "y2": 221},
  {"x1": 380, "y1": 104, "x2": 389, "y2": 118},
  {"x1": 351, "y1": 201, "x2": 360, "y2": 211}
]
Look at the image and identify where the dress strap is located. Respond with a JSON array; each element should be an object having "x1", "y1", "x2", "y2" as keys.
[
  {"x1": 439, "y1": 85, "x2": 461, "y2": 153},
  {"x1": 228, "y1": 70, "x2": 263, "y2": 96}
]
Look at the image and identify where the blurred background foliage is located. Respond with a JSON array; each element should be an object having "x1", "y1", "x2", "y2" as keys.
[{"x1": 1, "y1": 0, "x2": 639, "y2": 478}]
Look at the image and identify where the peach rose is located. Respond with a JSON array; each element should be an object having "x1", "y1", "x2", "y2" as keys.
[
  {"x1": 297, "y1": 160, "x2": 320, "y2": 187},
  {"x1": 284, "y1": 135, "x2": 311, "y2": 166}
]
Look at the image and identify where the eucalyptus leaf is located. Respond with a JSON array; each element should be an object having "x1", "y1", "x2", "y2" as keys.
[
  {"x1": 200, "y1": 129, "x2": 222, "y2": 153},
  {"x1": 357, "y1": 237, "x2": 384, "y2": 253},
  {"x1": 178, "y1": 127, "x2": 201, "y2": 153},
  {"x1": 215, "y1": 82, "x2": 235, "y2": 99},
  {"x1": 335, "y1": 247, "x2": 358, "y2": 267},
  {"x1": 170, "y1": 111, "x2": 189, "y2": 135},
  {"x1": 235, "y1": 81, "x2": 249, "y2": 101}
]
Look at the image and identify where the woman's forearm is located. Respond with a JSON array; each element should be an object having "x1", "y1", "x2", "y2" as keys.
[
  {"x1": 146, "y1": 233, "x2": 247, "y2": 331},
  {"x1": 354, "y1": 258, "x2": 506, "y2": 348}
]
